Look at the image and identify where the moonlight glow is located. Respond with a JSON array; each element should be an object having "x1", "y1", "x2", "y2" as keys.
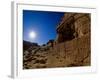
[{"x1": 29, "y1": 31, "x2": 36, "y2": 39}]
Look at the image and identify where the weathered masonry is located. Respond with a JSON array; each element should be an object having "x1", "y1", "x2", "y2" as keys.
[
  {"x1": 56, "y1": 13, "x2": 90, "y2": 43},
  {"x1": 50, "y1": 13, "x2": 91, "y2": 67}
]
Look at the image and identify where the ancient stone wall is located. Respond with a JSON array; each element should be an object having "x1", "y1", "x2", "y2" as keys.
[
  {"x1": 51, "y1": 34, "x2": 90, "y2": 67},
  {"x1": 52, "y1": 12, "x2": 91, "y2": 67},
  {"x1": 56, "y1": 13, "x2": 90, "y2": 44}
]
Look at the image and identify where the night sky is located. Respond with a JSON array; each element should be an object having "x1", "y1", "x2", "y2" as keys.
[{"x1": 23, "y1": 10, "x2": 64, "y2": 45}]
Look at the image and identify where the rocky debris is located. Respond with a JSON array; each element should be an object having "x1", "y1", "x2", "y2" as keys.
[
  {"x1": 23, "y1": 43, "x2": 51, "y2": 69},
  {"x1": 23, "y1": 40, "x2": 39, "y2": 51},
  {"x1": 34, "y1": 58, "x2": 47, "y2": 64}
]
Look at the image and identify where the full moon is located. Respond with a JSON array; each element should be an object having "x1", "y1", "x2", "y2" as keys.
[{"x1": 29, "y1": 31, "x2": 36, "y2": 39}]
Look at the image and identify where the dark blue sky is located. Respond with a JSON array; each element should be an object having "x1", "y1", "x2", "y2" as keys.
[{"x1": 23, "y1": 10, "x2": 64, "y2": 45}]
